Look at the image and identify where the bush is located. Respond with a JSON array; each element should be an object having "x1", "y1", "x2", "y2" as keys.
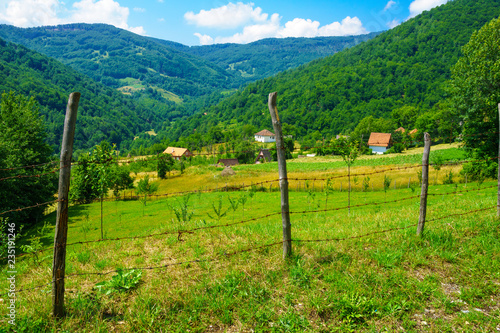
[{"x1": 460, "y1": 160, "x2": 497, "y2": 181}]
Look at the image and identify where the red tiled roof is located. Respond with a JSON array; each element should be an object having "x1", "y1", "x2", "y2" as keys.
[
  {"x1": 368, "y1": 133, "x2": 392, "y2": 147},
  {"x1": 254, "y1": 129, "x2": 275, "y2": 136}
]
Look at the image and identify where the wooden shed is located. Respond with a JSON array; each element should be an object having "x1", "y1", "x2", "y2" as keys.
[
  {"x1": 255, "y1": 149, "x2": 272, "y2": 163},
  {"x1": 217, "y1": 158, "x2": 239, "y2": 167}
]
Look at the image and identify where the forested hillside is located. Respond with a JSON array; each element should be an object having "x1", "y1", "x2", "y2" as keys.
[
  {"x1": 0, "y1": 38, "x2": 168, "y2": 152},
  {"x1": 0, "y1": 23, "x2": 236, "y2": 101},
  {"x1": 160, "y1": 0, "x2": 500, "y2": 143},
  {"x1": 157, "y1": 33, "x2": 380, "y2": 83}
]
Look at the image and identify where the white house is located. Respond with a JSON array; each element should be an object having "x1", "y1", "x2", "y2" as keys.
[
  {"x1": 368, "y1": 133, "x2": 393, "y2": 154},
  {"x1": 254, "y1": 129, "x2": 276, "y2": 143}
]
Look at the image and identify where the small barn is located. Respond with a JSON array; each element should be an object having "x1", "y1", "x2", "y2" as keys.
[
  {"x1": 217, "y1": 158, "x2": 239, "y2": 167},
  {"x1": 255, "y1": 149, "x2": 272, "y2": 163},
  {"x1": 368, "y1": 133, "x2": 393, "y2": 154},
  {"x1": 163, "y1": 147, "x2": 193, "y2": 160},
  {"x1": 254, "y1": 129, "x2": 276, "y2": 143}
]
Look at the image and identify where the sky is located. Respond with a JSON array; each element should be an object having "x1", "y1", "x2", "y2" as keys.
[{"x1": 0, "y1": 0, "x2": 450, "y2": 46}]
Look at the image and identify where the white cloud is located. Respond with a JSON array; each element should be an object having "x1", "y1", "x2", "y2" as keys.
[
  {"x1": 387, "y1": 19, "x2": 400, "y2": 29},
  {"x1": 0, "y1": 0, "x2": 62, "y2": 27},
  {"x1": 384, "y1": 0, "x2": 397, "y2": 11},
  {"x1": 0, "y1": 0, "x2": 146, "y2": 35},
  {"x1": 185, "y1": 2, "x2": 267, "y2": 29},
  {"x1": 408, "y1": 0, "x2": 449, "y2": 18},
  {"x1": 317, "y1": 16, "x2": 367, "y2": 36},
  {"x1": 194, "y1": 32, "x2": 214, "y2": 45},
  {"x1": 213, "y1": 12, "x2": 280, "y2": 43},
  {"x1": 190, "y1": 3, "x2": 368, "y2": 45},
  {"x1": 133, "y1": 7, "x2": 146, "y2": 13},
  {"x1": 278, "y1": 18, "x2": 320, "y2": 38}
]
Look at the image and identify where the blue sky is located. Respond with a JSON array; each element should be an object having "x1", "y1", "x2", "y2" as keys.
[{"x1": 0, "y1": 0, "x2": 450, "y2": 45}]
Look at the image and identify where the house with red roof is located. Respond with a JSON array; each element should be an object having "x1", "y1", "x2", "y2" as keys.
[{"x1": 368, "y1": 133, "x2": 393, "y2": 155}]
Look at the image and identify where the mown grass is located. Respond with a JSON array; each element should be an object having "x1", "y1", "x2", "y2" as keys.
[{"x1": 2, "y1": 146, "x2": 499, "y2": 332}]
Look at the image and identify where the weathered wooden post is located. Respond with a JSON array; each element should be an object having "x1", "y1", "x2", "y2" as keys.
[
  {"x1": 52, "y1": 92, "x2": 80, "y2": 318},
  {"x1": 268, "y1": 92, "x2": 292, "y2": 258},
  {"x1": 417, "y1": 132, "x2": 431, "y2": 236}
]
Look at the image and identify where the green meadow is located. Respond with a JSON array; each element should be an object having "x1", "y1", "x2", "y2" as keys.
[{"x1": 2, "y1": 146, "x2": 499, "y2": 332}]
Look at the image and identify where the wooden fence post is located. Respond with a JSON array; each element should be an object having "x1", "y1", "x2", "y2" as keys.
[
  {"x1": 417, "y1": 132, "x2": 431, "y2": 236},
  {"x1": 268, "y1": 92, "x2": 292, "y2": 258},
  {"x1": 52, "y1": 92, "x2": 80, "y2": 318}
]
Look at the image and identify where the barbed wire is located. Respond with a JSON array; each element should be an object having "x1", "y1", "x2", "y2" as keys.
[
  {"x1": 427, "y1": 184, "x2": 497, "y2": 197},
  {"x1": 0, "y1": 199, "x2": 62, "y2": 216},
  {"x1": 291, "y1": 205, "x2": 496, "y2": 244},
  {"x1": 0, "y1": 166, "x2": 63, "y2": 182},
  {"x1": 0, "y1": 160, "x2": 58, "y2": 172},
  {"x1": 2, "y1": 201, "x2": 495, "y2": 297},
  {"x1": 426, "y1": 206, "x2": 496, "y2": 223},
  {"x1": 6, "y1": 194, "x2": 423, "y2": 258},
  {"x1": 3, "y1": 176, "x2": 496, "y2": 261}
]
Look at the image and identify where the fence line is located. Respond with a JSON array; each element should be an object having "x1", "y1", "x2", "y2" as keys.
[
  {"x1": 5, "y1": 182, "x2": 495, "y2": 261},
  {"x1": 3, "y1": 203, "x2": 495, "y2": 298}
]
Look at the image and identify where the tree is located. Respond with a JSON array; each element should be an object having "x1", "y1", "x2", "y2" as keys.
[
  {"x1": 338, "y1": 138, "x2": 359, "y2": 215},
  {"x1": 0, "y1": 92, "x2": 57, "y2": 231},
  {"x1": 108, "y1": 165, "x2": 134, "y2": 198},
  {"x1": 450, "y1": 16, "x2": 500, "y2": 163},
  {"x1": 235, "y1": 139, "x2": 256, "y2": 164},
  {"x1": 157, "y1": 153, "x2": 174, "y2": 179},
  {"x1": 70, "y1": 141, "x2": 115, "y2": 204},
  {"x1": 135, "y1": 175, "x2": 159, "y2": 207}
]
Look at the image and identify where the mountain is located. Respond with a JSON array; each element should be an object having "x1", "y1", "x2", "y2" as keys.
[
  {"x1": 0, "y1": 24, "x2": 379, "y2": 101},
  {"x1": 158, "y1": 0, "x2": 500, "y2": 142},
  {"x1": 0, "y1": 23, "x2": 236, "y2": 103},
  {"x1": 154, "y1": 33, "x2": 381, "y2": 83},
  {"x1": 0, "y1": 37, "x2": 169, "y2": 152}
]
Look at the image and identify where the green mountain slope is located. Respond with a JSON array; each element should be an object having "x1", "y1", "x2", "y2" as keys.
[
  {"x1": 0, "y1": 23, "x2": 236, "y2": 101},
  {"x1": 161, "y1": 0, "x2": 500, "y2": 142},
  {"x1": 156, "y1": 33, "x2": 380, "y2": 83},
  {"x1": 0, "y1": 38, "x2": 167, "y2": 152}
]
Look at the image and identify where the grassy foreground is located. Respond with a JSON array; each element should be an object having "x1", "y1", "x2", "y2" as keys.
[{"x1": 2, "y1": 146, "x2": 500, "y2": 332}]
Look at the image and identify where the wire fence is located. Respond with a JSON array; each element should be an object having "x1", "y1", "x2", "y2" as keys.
[
  {"x1": 1, "y1": 154, "x2": 497, "y2": 297},
  {"x1": 1, "y1": 122, "x2": 499, "y2": 326}
]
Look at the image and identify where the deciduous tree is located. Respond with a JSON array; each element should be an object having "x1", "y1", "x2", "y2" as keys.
[
  {"x1": 450, "y1": 16, "x2": 500, "y2": 162},
  {"x1": 0, "y1": 92, "x2": 57, "y2": 229}
]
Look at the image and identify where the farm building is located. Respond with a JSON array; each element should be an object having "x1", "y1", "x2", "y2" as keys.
[
  {"x1": 163, "y1": 147, "x2": 193, "y2": 160},
  {"x1": 255, "y1": 149, "x2": 272, "y2": 163},
  {"x1": 254, "y1": 129, "x2": 276, "y2": 143},
  {"x1": 368, "y1": 133, "x2": 393, "y2": 154},
  {"x1": 217, "y1": 158, "x2": 239, "y2": 167}
]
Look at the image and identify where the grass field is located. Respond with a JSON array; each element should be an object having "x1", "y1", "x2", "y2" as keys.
[{"x1": 2, "y1": 145, "x2": 499, "y2": 332}]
